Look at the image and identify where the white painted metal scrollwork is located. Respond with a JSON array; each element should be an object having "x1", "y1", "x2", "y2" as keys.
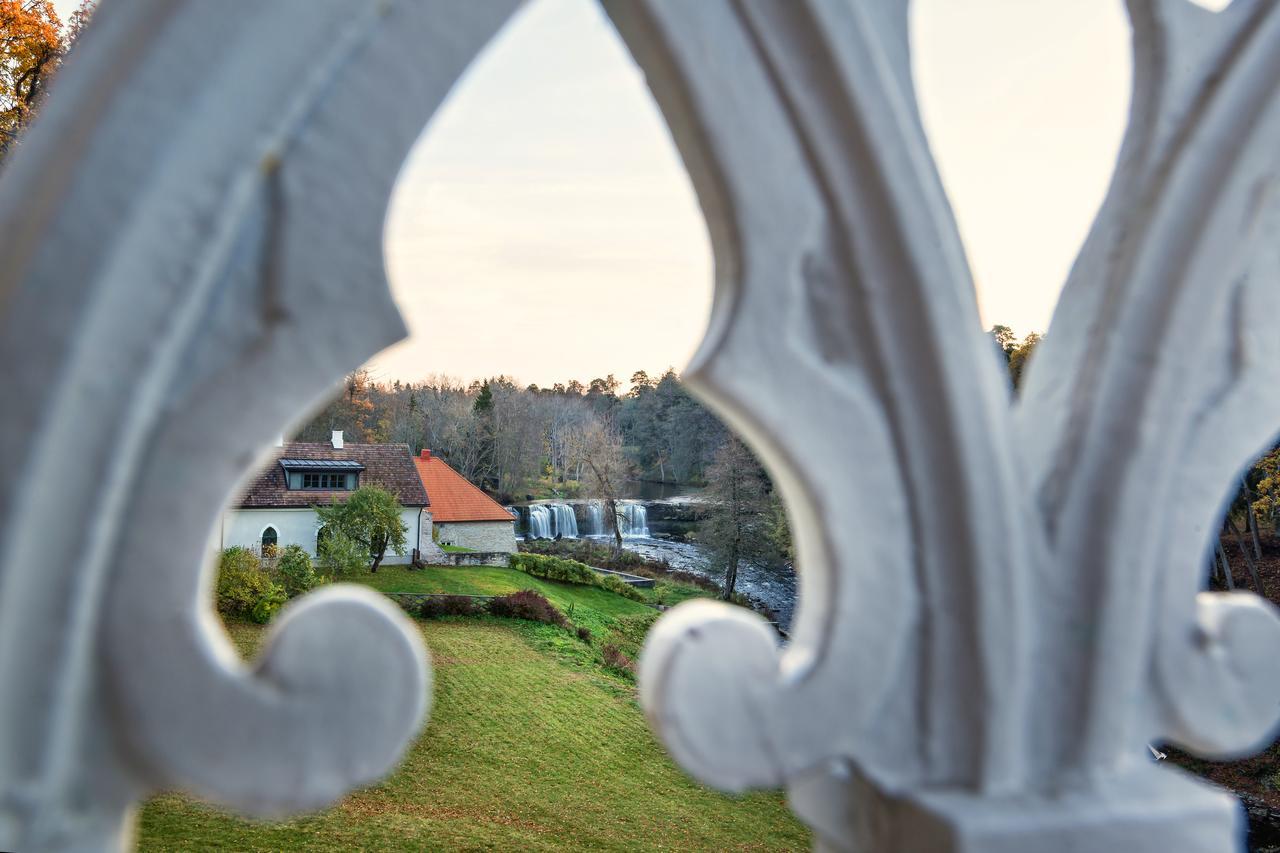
[
  {"x1": 0, "y1": 2, "x2": 518, "y2": 850},
  {"x1": 616, "y1": 0, "x2": 1280, "y2": 850},
  {"x1": 1, "y1": 0, "x2": 1279, "y2": 850}
]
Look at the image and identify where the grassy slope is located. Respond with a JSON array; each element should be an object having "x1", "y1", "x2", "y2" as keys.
[{"x1": 138, "y1": 619, "x2": 807, "y2": 851}]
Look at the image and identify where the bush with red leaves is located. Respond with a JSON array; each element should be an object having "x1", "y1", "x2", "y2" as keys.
[{"x1": 486, "y1": 589, "x2": 568, "y2": 627}]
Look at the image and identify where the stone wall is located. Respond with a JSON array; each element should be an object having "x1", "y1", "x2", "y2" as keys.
[
  {"x1": 434, "y1": 521, "x2": 517, "y2": 554},
  {"x1": 446, "y1": 552, "x2": 510, "y2": 568}
]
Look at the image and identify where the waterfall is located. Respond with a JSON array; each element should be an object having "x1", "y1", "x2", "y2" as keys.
[
  {"x1": 585, "y1": 500, "x2": 604, "y2": 536},
  {"x1": 505, "y1": 506, "x2": 521, "y2": 536},
  {"x1": 618, "y1": 501, "x2": 649, "y2": 538},
  {"x1": 527, "y1": 505, "x2": 552, "y2": 539},
  {"x1": 549, "y1": 503, "x2": 578, "y2": 538}
]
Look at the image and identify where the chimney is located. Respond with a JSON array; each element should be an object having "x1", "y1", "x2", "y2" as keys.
[
  {"x1": 420, "y1": 448, "x2": 431, "y2": 460},
  {"x1": 331, "y1": 430, "x2": 344, "y2": 449},
  {"x1": 274, "y1": 434, "x2": 285, "y2": 447}
]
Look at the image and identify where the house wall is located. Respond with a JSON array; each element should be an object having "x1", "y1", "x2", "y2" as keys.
[
  {"x1": 222, "y1": 507, "x2": 424, "y2": 565},
  {"x1": 433, "y1": 521, "x2": 517, "y2": 554}
]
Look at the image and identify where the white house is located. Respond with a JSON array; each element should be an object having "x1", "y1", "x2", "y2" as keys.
[{"x1": 220, "y1": 431, "x2": 430, "y2": 564}]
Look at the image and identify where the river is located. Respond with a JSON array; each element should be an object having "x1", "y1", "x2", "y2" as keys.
[
  {"x1": 610, "y1": 535, "x2": 796, "y2": 630},
  {"x1": 511, "y1": 495, "x2": 797, "y2": 629}
]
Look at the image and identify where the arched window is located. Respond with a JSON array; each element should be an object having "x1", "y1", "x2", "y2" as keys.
[
  {"x1": 316, "y1": 525, "x2": 331, "y2": 552},
  {"x1": 261, "y1": 526, "x2": 278, "y2": 553}
]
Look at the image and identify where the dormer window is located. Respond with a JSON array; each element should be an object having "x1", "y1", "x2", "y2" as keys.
[
  {"x1": 301, "y1": 471, "x2": 353, "y2": 489},
  {"x1": 279, "y1": 458, "x2": 364, "y2": 491}
]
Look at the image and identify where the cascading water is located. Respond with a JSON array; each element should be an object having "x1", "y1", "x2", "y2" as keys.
[
  {"x1": 618, "y1": 501, "x2": 649, "y2": 537},
  {"x1": 585, "y1": 500, "x2": 604, "y2": 536},
  {"x1": 527, "y1": 505, "x2": 552, "y2": 539},
  {"x1": 549, "y1": 503, "x2": 578, "y2": 538}
]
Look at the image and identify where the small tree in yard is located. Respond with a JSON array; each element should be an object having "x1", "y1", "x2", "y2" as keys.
[
  {"x1": 315, "y1": 485, "x2": 408, "y2": 573},
  {"x1": 316, "y1": 527, "x2": 366, "y2": 578},
  {"x1": 701, "y1": 437, "x2": 773, "y2": 600}
]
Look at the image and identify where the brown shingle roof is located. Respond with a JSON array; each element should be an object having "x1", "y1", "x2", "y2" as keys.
[
  {"x1": 414, "y1": 450, "x2": 514, "y2": 522},
  {"x1": 236, "y1": 442, "x2": 428, "y2": 509}
]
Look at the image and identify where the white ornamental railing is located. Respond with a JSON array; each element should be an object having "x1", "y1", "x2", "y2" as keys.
[{"x1": 1, "y1": 2, "x2": 1278, "y2": 851}]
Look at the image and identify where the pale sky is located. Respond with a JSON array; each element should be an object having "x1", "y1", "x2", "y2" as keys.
[
  {"x1": 59, "y1": 0, "x2": 1229, "y2": 388},
  {"x1": 373, "y1": 0, "x2": 1158, "y2": 388}
]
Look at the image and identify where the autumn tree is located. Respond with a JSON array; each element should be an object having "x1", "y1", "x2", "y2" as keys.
[
  {"x1": 0, "y1": 0, "x2": 93, "y2": 163},
  {"x1": 296, "y1": 370, "x2": 377, "y2": 444},
  {"x1": 701, "y1": 437, "x2": 774, "y2": 600}
]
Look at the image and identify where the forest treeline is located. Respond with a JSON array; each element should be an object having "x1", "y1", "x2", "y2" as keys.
[
  {"x1": 294, "y1": 369, "x2": 728, "y2": 501},
  {"x1": 294, "y1": 369, "x2": 795, "y2": 594}
]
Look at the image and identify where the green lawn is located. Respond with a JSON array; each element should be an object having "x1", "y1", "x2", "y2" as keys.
[{"x1": 137, "y1": 619, "x2": 807, "y2": 851}]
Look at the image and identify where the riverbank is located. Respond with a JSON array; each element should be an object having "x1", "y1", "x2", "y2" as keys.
[{"x1": 520, "y1": 537, "x2": 795, "y2": 630}]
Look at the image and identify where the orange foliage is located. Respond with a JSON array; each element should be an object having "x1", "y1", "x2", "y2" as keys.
[{"x1": 0, "y1": 0, "x2": 94, "y2": 157}]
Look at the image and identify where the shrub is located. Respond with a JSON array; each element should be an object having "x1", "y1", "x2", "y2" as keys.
[
  {"x1": 250, "y1": 584, "x2": 287, "y2": 624},
  {"x1": 602, "y1": 643, "x2": 634, "y2": 674},
  {"x1": 417, "y1": 595, "x2": 482, "y2": 618},
  {"x1": 598, "y1": 573, "x2": 645, "y2": 602},
  {"x1": 487, "y1": 590, "x2": 568, "y2": 627},
  {"x1": 276, "y1": 543, "x2": 319, "y2": 597},
  {"x1": 511, "y1": 553, "x2": 598, "y2": 586},
  {"x1": 317, "y1": 527, "x2": 366, "y2": 578},
  {"x1": 215, "y1": 546, "x2": 287, "y2": 623},
  {"x1": 512, "y1": 552, "x2": 646, "y2": 601},
  {"x1": 576, "y1": 626, "x2": 592, "y2": 643}
]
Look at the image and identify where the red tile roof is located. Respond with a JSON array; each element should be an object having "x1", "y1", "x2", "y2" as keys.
[
  {"x1": 237, "y1": 442, "x2": 428, "y2": 509},
  {"x1": 414, "y1": 450, "x2": 514, "y2": 523}
]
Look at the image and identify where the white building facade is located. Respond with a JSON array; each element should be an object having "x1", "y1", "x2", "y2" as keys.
[{"x1": 221, "y1": 433, "x2": 430, "y2": 565}]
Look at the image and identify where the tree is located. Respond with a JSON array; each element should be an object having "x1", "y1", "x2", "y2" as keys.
[
  {"x1": 1006, "y1": 332, "x2": 1042, "y2": 390},
  {"x1": 0, "y1": 1, "x2": 93, "y2": 164},
  {"x1": 315, "y1": 527, "x2": 366, "y2": 578},
  {"x1": 988, "y1": 324, "x2": 1016, "y2": 353},
  {"x1": 986, "y1": 326, "x2": 1041, "y2": 391},
  {"x1": 315, "y1": 486, "x2": 408, "y2": 573},
  {"x1": 701, "y1": 437, "x2": 773, "y2": 600},
  {"x1": 296, "y1": 369, "x2": 377, "y2": 443},
  {"x1": 573, "y1": 418, "x2": 631, "y2": 552}
]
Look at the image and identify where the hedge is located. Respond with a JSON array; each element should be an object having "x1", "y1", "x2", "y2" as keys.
[{"x1": 510, "y1": 553, "x2": 644, "y2": 601}]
